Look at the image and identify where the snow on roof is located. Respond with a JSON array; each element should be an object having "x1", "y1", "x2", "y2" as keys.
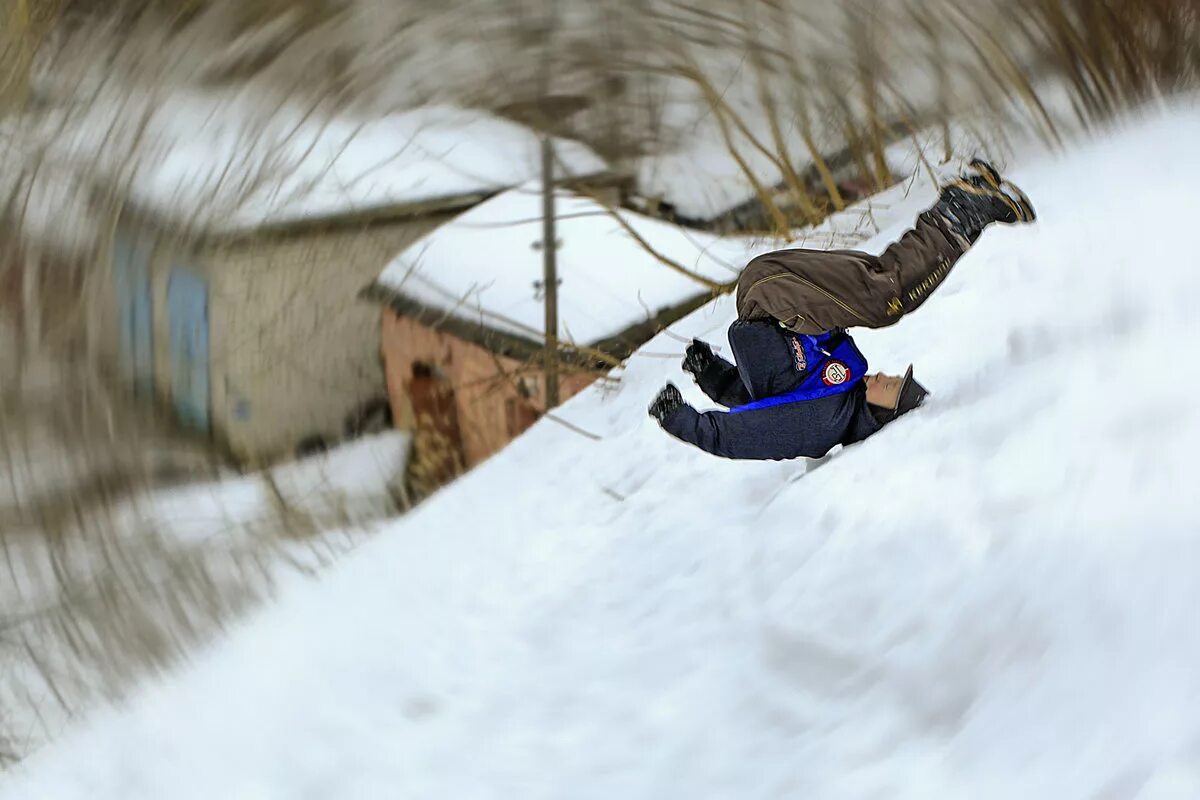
[
  {"x1": 375, "y1": 184, "x2": 753, "y2": 345},
  {"x1": 124, "y1": 94, "x2": 608, "y2": 232}
]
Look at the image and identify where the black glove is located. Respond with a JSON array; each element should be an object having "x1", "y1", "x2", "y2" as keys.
[
  {"x1": 648, "y1": 383, "x2": 685, "y2": 423},
  {"x1": 682, "y1": 340, "x2": 715, "y2": 377}
]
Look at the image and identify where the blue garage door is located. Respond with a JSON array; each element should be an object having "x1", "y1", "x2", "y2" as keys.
[
  {"x1": 167, "y1": 267, "x2": 210, "y2": 433},
  {"x1": 113, "y1": 236, "x2": 154, "y2": 396}
]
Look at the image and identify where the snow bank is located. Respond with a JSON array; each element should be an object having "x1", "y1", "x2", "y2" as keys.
[
  {"x1": 1, "y1": 429, "x2": 410, "y2": 763},
  {"x1": 105, "y1": 431, "x2": 412, "y2": 546},
  {"x1": 377, "y1": 184, "x2": 752, "y2": 344},
  {"x1": 6, "y1": 105, "x2": 1200, "y2": 799},
  {"x1": 3, "y1": 431, "x2": 411, "y2": 613}
]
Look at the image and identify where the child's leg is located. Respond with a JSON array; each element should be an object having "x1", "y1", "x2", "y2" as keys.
[
  {"x1": 736, "y1": 163, "x2": 1034, "y2": 334},
  {"x1": 869, "y1": 210, "x2": 970, "y2": 320}
]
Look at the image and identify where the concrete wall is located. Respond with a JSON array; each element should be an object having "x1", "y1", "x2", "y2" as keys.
[
  {"x1": 105, "y1": 212, "x2": 452, "y2": 465},
  {"x1": 381, "y1": 310, "x2": 597, "y2": 470},
  {"x1": 204, "y1": 216, "x2": 450, "y2": 465}
]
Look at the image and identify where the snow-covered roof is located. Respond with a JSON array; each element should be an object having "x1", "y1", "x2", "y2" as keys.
[
  {"x1": 120, "y1": 94, "x2": 608, "y2": 233},
  {"x1": 8, "y1": 90, "x2": 607, "y2": 236},
  {"x1": 375, "y1": 184, "x2": 752, "y2": 346}
]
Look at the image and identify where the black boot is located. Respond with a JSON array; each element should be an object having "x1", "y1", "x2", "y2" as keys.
[{"x1": 931, "y1": 160, "x2": 1037, "y2": 245}]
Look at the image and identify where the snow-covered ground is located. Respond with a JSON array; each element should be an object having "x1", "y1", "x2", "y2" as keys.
[
  {"x1": 1, "y1": 320, "x2": 410, "y2": 760},
  {"x1": 0, "y1": 424, "x2": 410, "y2": 763},
  {"x1": 5, "y1": 103, "x2": 1200, "y2": 799}
]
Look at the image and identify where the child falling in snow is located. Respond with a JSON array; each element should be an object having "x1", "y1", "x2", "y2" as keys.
[{"x1": 649, "y1": 161, "x2": 1036, "y2": 461}]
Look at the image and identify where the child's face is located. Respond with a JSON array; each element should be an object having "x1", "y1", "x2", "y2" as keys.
[{"x1": 864, "y1": 372, "x2": 905, "y2": 409}]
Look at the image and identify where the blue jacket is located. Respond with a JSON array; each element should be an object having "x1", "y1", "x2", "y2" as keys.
[{"x1": 661, "y1": 321, "x2": 881, "y2": 460}]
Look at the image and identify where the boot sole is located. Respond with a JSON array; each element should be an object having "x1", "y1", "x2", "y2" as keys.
[
  {"x1": 1001, "y1": 179, "x2": 1037, "y2": 222},
  {"x1": 962, "y1": 159, "x2": 1037, "y2": 222},
  {"x1": 945, "y1": 179, "x2": 1036, "y2": 224}
]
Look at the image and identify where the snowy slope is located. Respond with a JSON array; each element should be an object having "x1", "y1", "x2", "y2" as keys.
[
  {"x1": 0, "y1": 429, "x2": 411, "y2": 761},
  {"x1": 5, "y1": 106, "x2": 1200, "y2": 799},
  {"x1": 377, "y1": 184, "x2": 750, "y2": 344}
]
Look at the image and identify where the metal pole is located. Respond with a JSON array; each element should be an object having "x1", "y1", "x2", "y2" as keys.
[{"x1": 540, "y1": 135, "x2": 560, "y2": 409}]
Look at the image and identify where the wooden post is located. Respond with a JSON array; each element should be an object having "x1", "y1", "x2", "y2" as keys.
[{"x1": 541, "y1": 135, "x2": 560, "y2": 409}]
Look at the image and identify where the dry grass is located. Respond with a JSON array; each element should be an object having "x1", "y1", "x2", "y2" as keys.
[{"x1": 610, "y1": 0, "x2": 1200, "y2": 237}]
